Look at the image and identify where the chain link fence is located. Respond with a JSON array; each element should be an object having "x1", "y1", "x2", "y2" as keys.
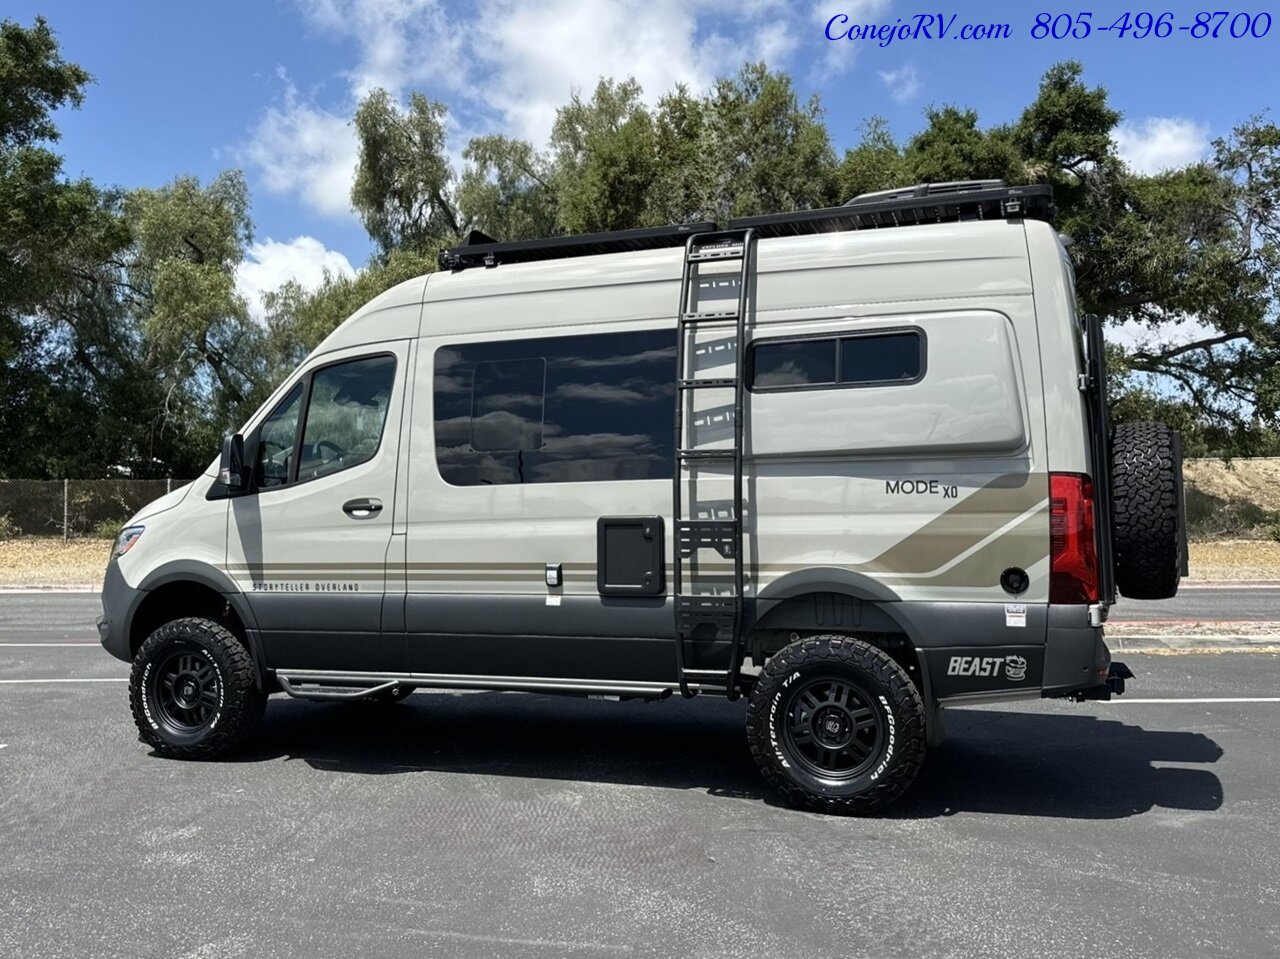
[
  {"x1": 0, "y1": 479, "x2": 193, "y2": 540},
  {"x1": 1, "y1": 460, "x2": 1278, "y2": 543}
]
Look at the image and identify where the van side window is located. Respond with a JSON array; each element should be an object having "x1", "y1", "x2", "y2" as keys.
[
  {"x1": 434, "y1": 330, "x2": 676, "y2": 486},
  {"x1": 750, "y1": 329, "x2": 923, "y2": 391}
]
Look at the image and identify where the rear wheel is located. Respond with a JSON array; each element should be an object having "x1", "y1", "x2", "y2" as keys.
[
  {"x1": 1111, "y1": 422, "x2": 1183, "y2": 599},
  {"x1": 746, "y1": 635, "x2": 926, "y2": 815},
  {"x1": 129, "y1": 617, "x2": 265, "y2": 759}
]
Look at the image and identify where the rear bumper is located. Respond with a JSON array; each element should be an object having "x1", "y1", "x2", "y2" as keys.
[
  {"x1": 1041, "y1": 604, "x2": 1113, "y2": 696},
  {"x1": 906, "y1": 603, "x2": 1116, "y2": 702}
]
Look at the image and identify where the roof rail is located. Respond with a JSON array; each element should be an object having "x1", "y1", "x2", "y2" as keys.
[
  {"x1": 728, "y1": 182, "x2": 1054, "y2": 238},
  {"x1": 438, "y1": 222, "x2": 719, "y2": 272}
]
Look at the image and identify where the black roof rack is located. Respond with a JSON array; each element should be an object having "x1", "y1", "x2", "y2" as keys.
[
  {"x1": 436, "y1": 183, "x2": 1055, "y2": 271},
  {"x1": 438, "y1": 222, "x2": 719, "y2": 272},
  {"x1": 727, "y1": 182, "x2": 1054, "y2": 238}
]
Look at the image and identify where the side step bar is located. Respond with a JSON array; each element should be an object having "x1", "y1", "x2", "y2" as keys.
[
  {"x1": 275, "y1": 669, "x2": 677, "y2": 700},
  {"x1": 277, "y1": 675, "x2": 405, "y2": 702}
]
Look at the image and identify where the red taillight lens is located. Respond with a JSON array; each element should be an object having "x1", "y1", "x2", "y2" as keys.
[{"x1": 1049, "y1": 473, "x2": 1099, "y2": 605}]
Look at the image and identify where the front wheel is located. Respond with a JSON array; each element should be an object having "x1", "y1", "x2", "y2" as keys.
[
  {"x1": 129, "y1": 617, "x2": 265, "y2": 759},
  {"x1": 746, "y1": 635, "x2": 926, "y2": 815}
]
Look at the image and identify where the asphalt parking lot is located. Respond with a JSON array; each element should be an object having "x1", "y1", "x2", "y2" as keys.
[{"x1": 2, "y1": 595, "x2": 1278, "y2": 958}]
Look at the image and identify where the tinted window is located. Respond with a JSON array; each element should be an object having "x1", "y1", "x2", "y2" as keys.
[
  {"x1": 750, "y1": 330, "x2": 923, "y2": 390},
  {"x1": 751, "y1": 340, "x2": 836, "y2": 388},
  {"x1": 839, "y1": 333, "x2": 922, "y2": 384},
  {"x1": 434, "y1": 330, "x2": 676, "y2": 486},
  {"x1": 470, "y1": 358, "x2": 545, "y2": 452}
]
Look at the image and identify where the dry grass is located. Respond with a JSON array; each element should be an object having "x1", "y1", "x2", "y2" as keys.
[
  {"x1": 1184, "y1": 457, "x2": 1280, "y2": 540},
  {"x1": 1188, "y1": 539, "x2": 1280, "y2": 581},
  {"x1": 1184, "y1": 458, "x2": 1280, "y2": 511},
  {"x1": 0, "y1": 536, "x2": 111, "y2": 588}
]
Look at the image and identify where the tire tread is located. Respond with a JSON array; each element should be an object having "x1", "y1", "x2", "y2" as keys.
[
  {"x1": 745, "y1": 635, "x2": 926, "y2": 815},
  {"x1": 128, "y1": 616, "x2": 264, "y2": 760}
]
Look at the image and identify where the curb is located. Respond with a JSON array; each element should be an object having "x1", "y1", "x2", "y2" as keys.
[
  {"x1": 1111, "y1": 635, "x2": 1280, "y2": 653},
  {"x1": 0, "y1": 585, "x2": 99, "y2": 593}
]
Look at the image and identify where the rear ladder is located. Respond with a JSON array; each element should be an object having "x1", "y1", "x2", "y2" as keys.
[{"x1": 672, "y1": 229, "x2": 754, "y2": 699}]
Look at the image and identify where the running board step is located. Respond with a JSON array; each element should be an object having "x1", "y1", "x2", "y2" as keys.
[
  {"x1": 275, "y1": 670, "x2": 676, "y2": 699},
  {"x1": 277, "y1": 675, "x2": 403, "y2": 702}
]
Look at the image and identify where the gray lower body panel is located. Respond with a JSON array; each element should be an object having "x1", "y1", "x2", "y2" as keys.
[{"x1": 402, "y1": 593, "x2": 677, "y2": 682}]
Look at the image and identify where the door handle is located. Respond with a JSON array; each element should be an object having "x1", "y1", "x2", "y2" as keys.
[{"x1": 342, "y1": 498, "x2": 383, "y2": 518}]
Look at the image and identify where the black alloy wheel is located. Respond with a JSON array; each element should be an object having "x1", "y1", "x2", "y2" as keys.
[
  {"x1": 147, "y1": 648, "x2": 222, "y2": 736},
  {"x1": 781, "y1": 676, "x2": 886, "y2": 783}
]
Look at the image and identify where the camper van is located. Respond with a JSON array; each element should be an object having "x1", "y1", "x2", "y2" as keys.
[{"x1": 98, "y1": 182, "x2": 1186, "y2": 814}]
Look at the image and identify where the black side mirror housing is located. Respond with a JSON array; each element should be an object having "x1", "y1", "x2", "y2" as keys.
[{"x1": 218, "y1": 433, "x2": 247, "y2": 491}]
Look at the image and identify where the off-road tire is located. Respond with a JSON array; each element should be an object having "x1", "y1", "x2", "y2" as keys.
[
  {"x1": 746, "y1": 635, "x2": 926, "y2": 815},
  {"x1": 129, "y1": 616, "x2": 265, "y2": 759},
  {"x1": 1111, "y1": 422, "x2": 1183, "y2": 600}
]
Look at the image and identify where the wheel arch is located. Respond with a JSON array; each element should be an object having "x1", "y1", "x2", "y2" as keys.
[
  {"x1": 750, "y1": 570, "x2": 943, "y2": 746},
  {"x1": 130, "y1": 562, "x2": 266, "y2": 689}
]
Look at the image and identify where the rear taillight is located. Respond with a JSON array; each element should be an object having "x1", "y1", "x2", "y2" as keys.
[{"x1": 1049, "y1": 473, "x2": 1099, "y2": 605}]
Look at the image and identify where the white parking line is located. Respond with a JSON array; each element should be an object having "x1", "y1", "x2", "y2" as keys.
[
  {"x1": 0, "y1": 678, "x2": 127, "y2": 684},
  {"x1": 1105, "y1": 697, "x2": 1280, "y2": 704},
  {"x1": 0, "y1": 643, "x2": 100, "y2": 647}
]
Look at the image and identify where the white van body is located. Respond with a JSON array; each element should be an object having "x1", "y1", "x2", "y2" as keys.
[{"x1": 101, "y1": 184, "x2": 1181, "y2": 813}]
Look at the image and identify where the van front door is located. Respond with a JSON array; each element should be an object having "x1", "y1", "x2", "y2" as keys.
[{"x1": 226, "y1": 343, "x2": 410, "y2": 672}]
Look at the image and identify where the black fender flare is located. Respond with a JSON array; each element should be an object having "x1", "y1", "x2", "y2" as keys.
[{"x1": 134, "y1": 561, "x2": 268, "y2": 688}]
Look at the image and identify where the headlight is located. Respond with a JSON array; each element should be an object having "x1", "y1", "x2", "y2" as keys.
[{"x1": 114, "y1": 526, "x2": 144, "y2": 558}]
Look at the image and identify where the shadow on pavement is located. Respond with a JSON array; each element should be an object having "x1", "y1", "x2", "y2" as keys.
[
  {"x1": 893, "y1": 709, "x2": 1223, "y2": 819},
  {"x1": 233, "y1": 692, "x2": 1224, "y2": 819}
]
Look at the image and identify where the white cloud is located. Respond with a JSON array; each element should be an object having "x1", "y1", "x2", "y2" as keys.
[
  {"x1": 813, "y1": 0, "x2": 895, "y2": 79},
  {"x1": 1113, "y1": 117, "x2": 1210, "y2": 174},
  {"x1": 242, "y1": 75, "x2": 359, "y2": 219},
  {"x1": 247, "y1": 0, "x2": 879, "y2": 218},
  {"x1": 294, "y1": 0, "x2": 464, "y2": 97},
  {"x1": 1108, "y1": 314, "x2": 1217, "y2": 353},
  {"x1": 455, "y1": 0, "x2": 822, "y2": 146},
  {"x1": 236, "y1": 236, "x2": 356, "y2": 320},
  {"x1": 878, "y1": 63, "x2": 920, "y2": 103}
]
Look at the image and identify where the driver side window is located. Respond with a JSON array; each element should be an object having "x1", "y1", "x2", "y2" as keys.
[
  {"x1": 297, "y1": 355, "x2": 396, "y2": 482},
  {"x1": 255, "y1": 384, "x2": 303, "y2": 489},
  {"x1": 254, "y1": 354, "x2": 396, "y2": 490}
]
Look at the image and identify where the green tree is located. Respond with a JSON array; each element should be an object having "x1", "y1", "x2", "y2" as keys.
[
  {"x1": 551, "y1": 78, "x2": 658, "y2": 233},
  {"x1": 0, "y1": 17, "x2": 131, "y2": 477},
  {"x1": 352, "y1": 89, "x2": 460, "y2": 257},
  {"x1": 707, "y1": 63, "x2": 838, "y2": 219}
]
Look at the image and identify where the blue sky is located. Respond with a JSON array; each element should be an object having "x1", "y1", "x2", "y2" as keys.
[{"x1": 9, "y1": 1, "x2": 1278, "y2": 314}]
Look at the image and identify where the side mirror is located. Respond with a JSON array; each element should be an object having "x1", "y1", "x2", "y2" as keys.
[{"x1": 218, "y1": 433, "x2": 246, "y2": 490}]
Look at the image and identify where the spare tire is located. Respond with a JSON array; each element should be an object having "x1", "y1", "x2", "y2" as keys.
[{"x1": 1111, "y1": 422, "x2": 1184, "y2": 599}]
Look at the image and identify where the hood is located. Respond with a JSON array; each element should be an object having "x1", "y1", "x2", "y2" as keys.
[{"x1": 129, "y1": 480, "x2": 196, "y2": 524}]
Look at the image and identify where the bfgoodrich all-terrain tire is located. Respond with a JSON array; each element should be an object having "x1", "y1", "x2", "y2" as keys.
[
  {"x1": 129, "y1": 617, "x2": 265, "y2": 759},
  {"x1": 746, "y1": 636, "x2": 926, "y2": 815},
  {"x1": 1111, "y1": 422, "x2": 1183, "y2": 600}
]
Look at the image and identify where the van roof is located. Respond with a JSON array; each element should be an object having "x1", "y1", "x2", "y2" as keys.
[{"x1": 313, "y1": 216, "x2": 1059, "y2": 355}]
